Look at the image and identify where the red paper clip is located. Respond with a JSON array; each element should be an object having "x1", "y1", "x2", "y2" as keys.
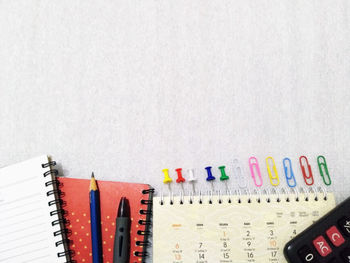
[{"x1": 299, "y1": 156, "x2": 314, "y2": 186}]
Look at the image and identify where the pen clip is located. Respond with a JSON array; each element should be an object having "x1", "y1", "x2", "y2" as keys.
[
  {"x1": 299, "y1": 156, "x2": 314, "y2": 186},
  {"x1": 233, "y1": 159, "x2": 247, "y2": 189},
  {"x1": 283, "y1": 157, "x2": 297, "y2": 188},
  {"x1": 317, "y1": 155, "x2": 331, "y2": 186},
  {"x1": 265, "y1": 157, "x2": 280, "y2": 186},
  {"x1": 248, "y1": 157, "x2": 263, "y2": 187}
]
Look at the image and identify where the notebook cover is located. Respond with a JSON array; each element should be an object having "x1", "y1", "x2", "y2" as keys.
[{"x1": 58, "y1": 177, "x2": 152, "y2": 263}]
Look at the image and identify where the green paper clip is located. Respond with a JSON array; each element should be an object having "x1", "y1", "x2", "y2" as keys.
[
  {"x1": 218, "y1": 166, "x2": 229, "y2": 181},
  {"x1": 317, "y1": 155, "x2": 331, "y2": 186}
]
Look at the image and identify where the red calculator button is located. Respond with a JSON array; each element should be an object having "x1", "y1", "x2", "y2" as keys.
[
  {"x1": 326, "y1": 226, "x2": 345, "y2": 247},
  {"x1": 313, "y1": 236, "x2": 332, "y2": 257}
]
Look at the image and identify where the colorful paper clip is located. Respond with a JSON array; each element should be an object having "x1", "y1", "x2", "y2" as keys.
[
  {"x1": 233, "y1": 159, "x2": 247, "y2": 188},
  {"x1": 162, "y1": 168, "x2": 172, "y2": 184},
  {"x1": 205, "y1": 166, "x2": 216, "y2": 181},
  {"x1": 283, "y1": 158, "x2": 297, "y2": 188},
  {"x1": 299, "y1": 156, "x2": 314, "y2": 186},
  {"x1": 265, "y1": 157, "x2": 280, "y2": 186},
  {"x1": 218, "y1": 166, "x2": 229, "y2": 181},
  {"x1": 317, "y1": 155, "x2": 331, "y2": 186},
  {"x1": 248, "y1": 157, "x2": 263, "y2": 187},
  {"x1": 175, "y1": 168, "x2": 186, "y2": 183}
]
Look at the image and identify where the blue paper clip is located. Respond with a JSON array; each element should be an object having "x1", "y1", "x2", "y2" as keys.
[{"x1": 283, "y1": 158, "x2": 297, "y2": 188}]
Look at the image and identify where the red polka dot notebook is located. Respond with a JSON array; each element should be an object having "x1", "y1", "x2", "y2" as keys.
[{"x1": 58, "y1": 177, "x2": 153, "y2": 263}]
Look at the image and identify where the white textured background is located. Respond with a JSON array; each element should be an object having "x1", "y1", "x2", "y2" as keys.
[{"x1": 0, "y1": 1, "x2": 349, "y2": 201}]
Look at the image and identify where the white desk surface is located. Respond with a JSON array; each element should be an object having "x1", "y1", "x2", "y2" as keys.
[{"x1": 0, "y1": 1, "x2": 349, "y2": 260}]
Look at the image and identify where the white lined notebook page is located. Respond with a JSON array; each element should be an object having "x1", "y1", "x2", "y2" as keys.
[{"x1": 0, "y1": 156, "x2": 67, "y2": 263}]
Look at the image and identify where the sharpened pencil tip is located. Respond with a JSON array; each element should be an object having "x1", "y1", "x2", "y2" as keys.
[{"x1": 90, "y1": 173, "x2": 98, "y2": 191}]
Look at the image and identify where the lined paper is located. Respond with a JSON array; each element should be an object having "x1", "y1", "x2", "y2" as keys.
[{"x1": 0, "y1": 156, "x2": 66, "y2": 263}]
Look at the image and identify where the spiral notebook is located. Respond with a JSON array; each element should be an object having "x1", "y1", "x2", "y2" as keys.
[
  {"x1": 0, "y1": 156, "x2": 153, "y2": 263},
  {"x1": 58, "y1": 177, "x2": 153, "y2": 263},
  {"x1": 0, "y1": 155, "x2": 71, "y2": 263},
  {"x1": 153, "y1": 190, "x2": 336, "y2": 263}
]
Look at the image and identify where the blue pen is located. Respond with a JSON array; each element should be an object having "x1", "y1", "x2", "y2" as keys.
[{"x1": 90, "y1": 173, "x2": 103, "y2": 263}]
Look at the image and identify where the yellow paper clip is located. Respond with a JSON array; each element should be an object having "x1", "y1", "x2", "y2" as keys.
[
  {"x1": 162, "y1": 169, "x2": 172, "y2": 184},
  {"x1": 266, "y1": 157, "x2": 280, "y2": 186}
]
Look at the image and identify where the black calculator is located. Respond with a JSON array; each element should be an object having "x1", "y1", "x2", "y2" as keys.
[{"x1": 284, "y1": 197, "x2": 350, "y2": 262}]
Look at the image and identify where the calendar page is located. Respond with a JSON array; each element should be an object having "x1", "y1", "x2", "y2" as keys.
[{"x1": 153, "y1": 193, "x2": 336, "y2": 263}]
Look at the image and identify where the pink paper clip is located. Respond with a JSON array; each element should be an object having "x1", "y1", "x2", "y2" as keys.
[{"x1": 249, "y1": 157, "x2": 263, "y2": 187}]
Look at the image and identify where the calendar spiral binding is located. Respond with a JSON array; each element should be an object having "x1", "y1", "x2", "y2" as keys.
[
  {"x1": 42, "y1": 160, "x2": 75, "y2": 263},
  {"x1": 134, "y1": 188, "x2": 154, "y2": 263},
  {"x1": 159, "y1": 186, "x2": 328, "y2": 206}
]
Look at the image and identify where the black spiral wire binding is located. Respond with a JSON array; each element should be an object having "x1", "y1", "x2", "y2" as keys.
[
  {"x1": 134, "y1": 188, "x2": 154, "y2": 263},
  {"x1": 42, "y1": 160, "x2": 76, "y2": 263},
  {"x1": 159, "y1": 187, "x2": 328, "y2": 206}
]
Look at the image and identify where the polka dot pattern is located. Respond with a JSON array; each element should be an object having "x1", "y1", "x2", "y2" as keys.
[{"x1": 59, "y1": 177, "x2": 151, "y2": 263}]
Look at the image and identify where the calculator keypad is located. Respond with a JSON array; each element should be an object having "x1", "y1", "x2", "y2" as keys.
[{"x1": 284, "y1": 197, "x2": 350, "y2": 263}]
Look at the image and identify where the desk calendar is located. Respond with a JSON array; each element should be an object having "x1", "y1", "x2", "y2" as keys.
[{"x1": 153, "y1": 192, "x2": 336, "y2": 263}]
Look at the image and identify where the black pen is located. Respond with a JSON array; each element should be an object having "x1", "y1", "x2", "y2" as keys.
[{"x1": 113, "y1": 197, "x2": 131, "y2": 263}]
